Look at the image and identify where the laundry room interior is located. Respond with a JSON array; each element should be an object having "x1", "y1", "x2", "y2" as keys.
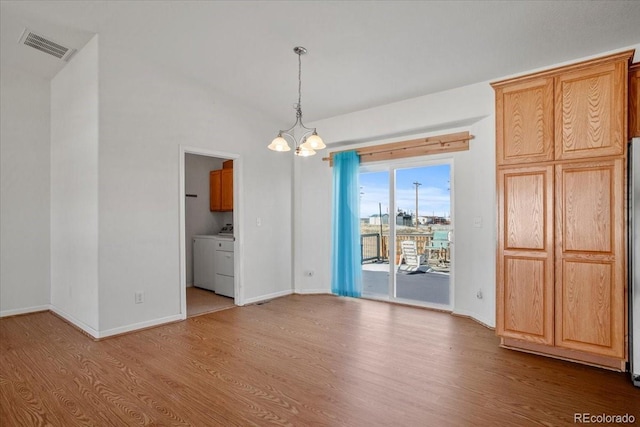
[{"x1": 184, "y1": 153, "x2": 235, "y2": 316}]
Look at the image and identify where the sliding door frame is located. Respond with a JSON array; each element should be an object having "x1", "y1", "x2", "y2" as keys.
[{"x1": 360, "y1": 157, "x2": 455, "y2": 311}]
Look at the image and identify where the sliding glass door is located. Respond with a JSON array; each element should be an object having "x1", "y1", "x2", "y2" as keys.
[
  {"x1": 359, "y1": 170, "x2": 390, "y2": 298},
  {"x1": 394, "y1": 164, "x2": 451, "y2": 306},
  {"x1": 360, "y1": 161, "x2": 452, "y2": 309}
]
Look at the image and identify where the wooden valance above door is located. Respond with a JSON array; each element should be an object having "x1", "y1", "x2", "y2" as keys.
[{"x1": 323, "y1": 131, "x2": 474, "y2": 166}]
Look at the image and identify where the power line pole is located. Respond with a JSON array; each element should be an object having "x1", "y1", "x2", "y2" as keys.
[{"x1": 413, "y1": 181, "x2": 421, "y2": 229}]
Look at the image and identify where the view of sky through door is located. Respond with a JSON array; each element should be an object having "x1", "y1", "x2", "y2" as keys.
[
  {"x1": 360, "y1": 163, "x2": 452, "y2": 308},
  {"x1": 360, "y1": 164, "x2": 451, "y2": 220}
]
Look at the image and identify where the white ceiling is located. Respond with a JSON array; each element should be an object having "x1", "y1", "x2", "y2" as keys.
[{"x1": 2, "y1": 1, "x2": 640, "y2": 124}]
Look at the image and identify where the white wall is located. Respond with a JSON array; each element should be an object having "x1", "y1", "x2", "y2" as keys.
[
  {"x1": 451, "y1": 115, "x2": 496, "y2": 325},
  {"x1": 96, "y1": 39, "x2": 292, "y2": 333},
  {"x1": 0, "y1": 67, "x2": 51, "y2": 316},
  {"x1": 293, "y1": 154, "x2": 332, "y2": 295},
  {"x1": 184, "y1": 154, "x2": 232, "y2": 286},
  {"x1": 50, "y1": 35, "x2": 100, "y2": 332},
  {"x1": 295, "y1": 81, "x2": 497, "y2": 327}
]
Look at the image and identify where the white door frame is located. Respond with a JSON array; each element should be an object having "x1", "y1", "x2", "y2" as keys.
[{"x1": 179, "y1": 146, "x2": 243, "y2": 318}]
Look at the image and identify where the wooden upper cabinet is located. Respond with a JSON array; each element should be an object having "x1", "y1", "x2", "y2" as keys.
[
  {"x1": 493, "y1": 50, "x2": 633, "y2": 165},
  {"x1": 555, "y1": 60, "x2": 627, "y2": 160},
  {"x1": 495, "y1": 77, "x2": 554, "y2": 165},
  {"x1": 220, "y1": 168, "x2": 233, "y2": 211},
  {"x1": 630, "y1": 63, "x2": 640, "y2": 139},
  {"x1": 210, "y1": 164, "x2": 233, "y2": 212}
]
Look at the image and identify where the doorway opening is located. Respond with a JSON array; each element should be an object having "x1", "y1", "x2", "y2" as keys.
[
  {"x1": 179, "y1": 147, "x2": 240, "y2": 318},
  {"x1": 360, "y1": 161, "x2": 453, "y2": 310}
]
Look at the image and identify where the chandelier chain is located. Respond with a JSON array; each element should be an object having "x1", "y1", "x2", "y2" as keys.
[
  {"x1": 267, "y1": 46, "x2": 324, "y2": 156},
  {"x1": 297, "y1": 51, "x2": 302, "y2": 115}
]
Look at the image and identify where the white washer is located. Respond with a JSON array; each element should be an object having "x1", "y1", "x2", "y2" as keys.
[
  {"x1": 193, "y1": 235, "x2": 218, "y2": 291},
  {"x1": 213, "y1": 235, "x2": 234, "y2": 298}
]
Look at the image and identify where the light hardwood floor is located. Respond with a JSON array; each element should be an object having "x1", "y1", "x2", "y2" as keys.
[
  {"x1": 1, "y1": 294, "x2": 638, "y2": 426},
  {"x1": 186, "y1": 286, "x2": 235, "y2": 317}
]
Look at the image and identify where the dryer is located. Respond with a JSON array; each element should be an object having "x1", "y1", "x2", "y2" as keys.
[{"x1": 213, "y1": 235, "x2": 234, "y2": 298}]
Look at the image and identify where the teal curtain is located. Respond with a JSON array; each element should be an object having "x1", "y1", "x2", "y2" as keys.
[{"x1": 331, "y1": 151, "x2": 362, "y2": 297}]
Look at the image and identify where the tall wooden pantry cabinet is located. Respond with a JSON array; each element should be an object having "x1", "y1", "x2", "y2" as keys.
[{"x1": 492, "y1": 50, "x2": 634, "y2": 370}]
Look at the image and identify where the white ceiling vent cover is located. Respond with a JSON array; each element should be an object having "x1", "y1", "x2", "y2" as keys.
[{"x1": 18, "y1": 28, "x2": 76, "y2": 62}]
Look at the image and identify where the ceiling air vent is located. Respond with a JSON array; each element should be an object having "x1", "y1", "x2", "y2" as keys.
[{"x1": 18, "y1": 28, "x2": 76, "y2": 62}]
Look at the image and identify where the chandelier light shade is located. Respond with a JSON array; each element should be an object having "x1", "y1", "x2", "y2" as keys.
[
  {"x1": 268, "y1": 46, "x2": 325, "y2": 157},
  {"x1": 267, "y1": 135, "x2": 291, "y2": 152}
]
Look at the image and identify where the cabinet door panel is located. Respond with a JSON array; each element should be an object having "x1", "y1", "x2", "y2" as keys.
[
  {"x1": 555, "y1": 159, "x2": 625, "y2": 358},
  {"x1": 210, "y1": 170, "x2": 221, "y2": 211},
  {"x1": 555, "y1": 61, "x2": 626, "y2": 159},
  {"x1": 496, "y1": 78, "x2": 554, "y2": 165},
  {"x1": 504, "y1": 172, "x2": 546, "y2": 250},
  {"x1": 559, "y1": 260, "x2": 613, "y2": 348},
  {"x1": 502, "y1": 256, "x2": 552, "y2": 342},
  {"x1": 497, "y1": 165, "x2": 554, "y2": 345},
  {"x1": 560, "y1": 165, "x2": 612, "y2": 253},
  {"x1": 221, "y1": 168, "x2": 233, "y2": 211}
]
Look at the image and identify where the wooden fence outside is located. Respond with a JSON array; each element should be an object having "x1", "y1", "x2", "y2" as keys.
[{"x1": 361, "y1": 232, "x2": 448, "y2": 263}]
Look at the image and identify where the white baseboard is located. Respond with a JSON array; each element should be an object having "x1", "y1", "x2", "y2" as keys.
[
  {"x1": 0, "y1": 304, "x2": 51, "y2": 318},
  {"x1": 98, "y1": 314, "x2": 185, "y2": 339},
  {"x1": 242, "y1": 289, "x2": 293, "y2": 305},
  {"x1": 294, "y1": 289, "x2": 332, "y2": 295},
  {"x1": 50, "y1": 306, "x2": 185, "y2": 339},
  {"x1": 452, "y1": 308, "x2": 495, "y2": 329},
  {"x1": 49, "y1": 306, "x2": 100, "y2": 338}
]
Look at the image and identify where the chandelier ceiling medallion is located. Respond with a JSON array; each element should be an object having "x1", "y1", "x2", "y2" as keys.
[{"x1": 267, "y1": 46, "x2": 325, "y2": 157}]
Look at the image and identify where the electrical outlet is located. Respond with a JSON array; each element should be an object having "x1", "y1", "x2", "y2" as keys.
[
  {"x1": 135, "y1": 291, "x2": 144, "y2": 304},
  {"x1": 476, "y1": 289, "x2": 483, "y2": 300}
]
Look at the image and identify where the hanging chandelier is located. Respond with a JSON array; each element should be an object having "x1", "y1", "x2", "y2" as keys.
[{"x1": 268, "y1": 46, "x2": 325, "y2": 157}]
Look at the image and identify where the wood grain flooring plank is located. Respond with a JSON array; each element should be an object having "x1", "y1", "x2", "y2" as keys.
[{"x1": 1, "y1": 294, "x2": 638, "y2": 426}]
